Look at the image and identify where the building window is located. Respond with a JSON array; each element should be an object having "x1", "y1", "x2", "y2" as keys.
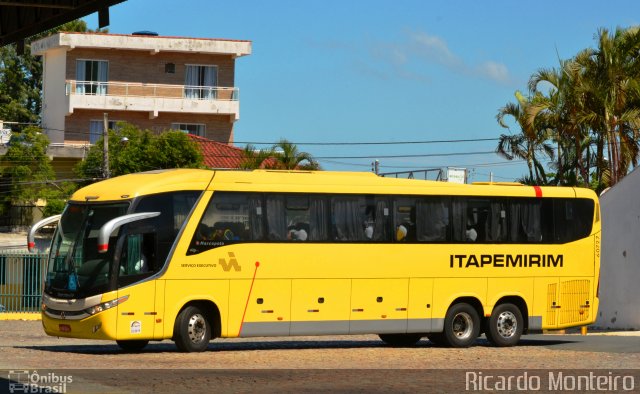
[
  {"x1": 171, "y1": 123, "x2": 206, "y2": 137},
  {"x1": 89, "y1": 120, "x2": 120, "y2": 144},
  {"x1": 165, "y1": 63, "x2": 176, "y2": 74},
  {"x1": 76, "y1": 59, "x2": 108, "y2": 95},
  {"x1": 184, "y1": 65, "x2": 218, "y2": 99}
]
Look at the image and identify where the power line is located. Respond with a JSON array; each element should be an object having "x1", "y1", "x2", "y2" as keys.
[
  {"x1": 22, "y1": 126, "x2": 503, "y2": 146},
  {"x1": 313, "y1": 151, "x2": 497, "y2": 159},
  {"x1": 232, "y1": 137, "x2": 501, "y2": 146}
]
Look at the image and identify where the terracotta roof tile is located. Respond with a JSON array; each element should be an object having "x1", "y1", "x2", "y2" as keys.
[{"x1": 188, "y1": 135, "x2": 244, "y2": 169}]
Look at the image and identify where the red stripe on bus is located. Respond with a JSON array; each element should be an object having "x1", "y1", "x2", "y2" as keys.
[
  {"x1": 533, "y1": 186, "x2": 543, "y2": 198},
  {"x1": 238, "y1": 261, "x2": 260, "y2": 336}
]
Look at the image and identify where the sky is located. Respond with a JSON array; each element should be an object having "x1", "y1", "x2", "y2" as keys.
[{"x1": 84, "y1": 0, "x2": 640, "y2": 182}]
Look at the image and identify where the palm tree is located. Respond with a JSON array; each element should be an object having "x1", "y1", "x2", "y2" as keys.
[
  {"x1": 496, "y1": 91, "x2": 554, "y2": 184},
  {"x1": 239, "y1": 144, "x2": 274, "y2": 170},
  {"x1": 270, "y1": 139, "x2": 320, "y2": 170},
  {"x1": 578, "y1": 27, "x2": 640, "y2": 187},
  {"x1": 528, "y1": 59, "x2": 592, "y2": 186}
]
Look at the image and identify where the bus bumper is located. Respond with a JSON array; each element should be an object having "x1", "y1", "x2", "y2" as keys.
[{"x1": 41, "y1": 308, "x2": 118, "y2": 340}]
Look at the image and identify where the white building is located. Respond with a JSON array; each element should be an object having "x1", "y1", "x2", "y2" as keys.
[{"x1": 31, "y1": 32, "x2": 251, "y2": 146}]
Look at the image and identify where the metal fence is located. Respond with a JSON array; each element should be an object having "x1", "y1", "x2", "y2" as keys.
[{"x1": 0, "y1": 251, "x2": 47, "y2": 313}]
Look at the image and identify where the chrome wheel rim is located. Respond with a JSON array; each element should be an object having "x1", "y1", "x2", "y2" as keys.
[
  {"x1": 452, "y1": 312, "x2": 473, "y2": 340},
  {"x1": 187, "y1": 313, "x2": 207, "y2": 343},
  {"x1": 497, "y1": 311, "x2": 517, "y2": 338}
]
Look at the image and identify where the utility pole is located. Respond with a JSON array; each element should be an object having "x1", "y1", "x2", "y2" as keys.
[
  {"x1": 103, "y1": 112, "x2": 110, "y2": 179},
  {"x1": 371, "y1": 159, "x2": 379, "y2": 175}
]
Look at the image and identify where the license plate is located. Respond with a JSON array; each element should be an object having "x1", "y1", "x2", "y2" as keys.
[{"x1": 59, "y1": 324, "x2": 71, "y2": 332}]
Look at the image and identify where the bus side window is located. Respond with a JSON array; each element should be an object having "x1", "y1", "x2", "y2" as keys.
[
  {"x1": 552, "y1": 198, "x2": 594, "y2": 243},
  {"x1": 363, "y1": 197, "x2": 390, "y2": 241},
  {"x1": 188, "y1": 192, "x2": 261, "y2": 255},
  {"x1": 416, "y1": 197, "x2": 449, "y2": 242},
  {"x1": 509, "y1": 199, "x2": 542, "y2": 243},
  {"x1": 485, "y1": 200, "x2": 508, "y2": 242},
  {"x1": 118, "y1": 232, "x2": 157, "y2": 286},
  {"x1": 332, "y1": 196, "x2": 367, "y2": 241},
  {"x1": 393, "y1": 198, "x2": 416, "y2": 242}
]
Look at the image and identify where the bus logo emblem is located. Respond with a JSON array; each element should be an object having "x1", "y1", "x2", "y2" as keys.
[{"x1": 219, "y1": 252, "x2": 241, "y2": 272}]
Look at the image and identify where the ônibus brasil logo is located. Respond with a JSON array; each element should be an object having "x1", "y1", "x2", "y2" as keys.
[{"x1": 7, "y1": 370, "x2": 73, "y2": 393}]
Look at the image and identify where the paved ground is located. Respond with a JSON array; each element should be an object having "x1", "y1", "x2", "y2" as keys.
[{"x1": 0, "y1": 321, "x2": 639, "y2": 393}]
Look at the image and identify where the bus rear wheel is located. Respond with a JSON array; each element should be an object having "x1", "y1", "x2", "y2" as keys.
[
  {"x1": 485, "y1": 303, "x2": 523, "y2": 347},
  {"x1": 442, "y1": 303, "x2": 480, "y2": 348},
  {"x1": 116, "y1": 340, "x2": 149, "y2": 352},
  {"x1": 378, "y1": 333, "x2": 422, "y2": 347},
  {"x1": 174, "y1": 305, "x2": 211, "y2": 352}
]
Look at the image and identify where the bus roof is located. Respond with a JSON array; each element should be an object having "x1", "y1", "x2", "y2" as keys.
[
  {"x1": 69, "y1": 169, "x2": 596, "y2": 202},
  {"x1": 70, "y1": 169, "x2": 214, "y2": 202}
]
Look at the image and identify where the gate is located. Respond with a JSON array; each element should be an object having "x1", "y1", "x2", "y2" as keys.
[{"x1": 0, "y1": 251, "x2": 48, "y2": 315}]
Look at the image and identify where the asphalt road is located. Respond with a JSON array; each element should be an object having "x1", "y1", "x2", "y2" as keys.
[{"x1": 520, "y1": 333, "x2": 640, "y2": 353}]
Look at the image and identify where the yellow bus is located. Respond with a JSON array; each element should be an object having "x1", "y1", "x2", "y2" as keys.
[{"x1": 30, "y1": 169, "x2": 601, "y2": 352}]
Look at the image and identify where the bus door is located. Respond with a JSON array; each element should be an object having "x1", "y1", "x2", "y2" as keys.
[{"x1": 116, "y1": 233, "x2": 158, "y2": 340}]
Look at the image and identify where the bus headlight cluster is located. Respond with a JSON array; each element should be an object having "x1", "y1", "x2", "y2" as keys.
[{"x1": 84, "y1": 295, "x2": 129, "y2": 315}]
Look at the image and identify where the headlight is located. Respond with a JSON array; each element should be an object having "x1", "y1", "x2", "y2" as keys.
[{"x1": 84, "y1": 295, "x2": 129, "y2": 315}]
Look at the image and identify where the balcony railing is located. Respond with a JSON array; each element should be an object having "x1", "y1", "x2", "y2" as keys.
[{"x1": 65, "y1": 80, "x2": 239, "y2": 101}]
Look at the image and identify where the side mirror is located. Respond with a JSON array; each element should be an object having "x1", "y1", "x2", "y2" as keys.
[
  {"x1": 97, "y1": 212, "x2": 160, "y2": 253},
  {"x1": 27, "y1": 215, "x2": 61, "y2": 252}
]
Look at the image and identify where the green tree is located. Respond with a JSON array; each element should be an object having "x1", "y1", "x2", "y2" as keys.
[
  {"x1": 579, "y1": 27, "x2": 640, "y2": 188},
  {"x1": 270, "y1": 139, "x2": 320, "y2": 170},
  {"x1": 528, "y1": 59, "x2": 593, "y2": 186},
  {"x1": 239, "y1": 144, "x2": 274, "y2": 170},
  {"x1": 496, "y1": 91, "x2": 554, "y2": 185},
  {"x1": 0, "y1": 20, "x2": 103, "y2": 125},
  {"x1": 0, "y1": 45, "x2": 39, "y2": 123},
  {"x1": 499, "y1": 26, "x2": 640, "y2": 190},
  {"x1": 0, "y1": 126, "x2": 73, "y2": 217},
  {"x1": 239, "y1": 140, "x2": 320, "y2": 170},
  {"x1": 75, "y1": 123, "x2": 204, "y2": 180}
]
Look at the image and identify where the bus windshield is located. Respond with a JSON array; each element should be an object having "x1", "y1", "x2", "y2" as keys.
[{"x1": 45, "y1": 202, "x2": 129, "y2": 299}]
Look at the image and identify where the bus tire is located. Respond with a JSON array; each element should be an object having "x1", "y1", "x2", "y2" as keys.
[
  {"x1": 486, "y1": 303, "x2": 523, "y2": 347},
  {"x1": 174, "y1": 305, "x2": 211, "y2": 352},
  {"x1": 378, "y1": 333, "x2": 422, "y2": 347},
  {"x1": 442, "y1": 303, "x2": 480, "y2": 348},
  {"x1": 116, "y1": 340, "x2": 148, "y2": 352}
]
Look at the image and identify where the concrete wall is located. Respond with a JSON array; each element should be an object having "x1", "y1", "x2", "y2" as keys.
[
  {"x1": 595, "y1": 167, "x2": 640, "y2": 329},
  {"x1": 65, "y1": 48, "x2": 236, "y2": 87},
  {"x1": 64, "y1": 109, "x2": 234, "y2": 143},
  {"x1": 41, "y1": 48, "x2": 68, "y2": 144}
]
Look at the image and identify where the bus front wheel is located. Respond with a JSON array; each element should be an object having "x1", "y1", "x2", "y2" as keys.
[
  {"x1": 485, "y1": 303, "x2": 523, "y2": 347},
  {"x1": 174, "y1": 305, "x2": 211, "y2": 352},
  {"x1": 443, "y1": 303, "x2": 480, "y2": 348}
]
